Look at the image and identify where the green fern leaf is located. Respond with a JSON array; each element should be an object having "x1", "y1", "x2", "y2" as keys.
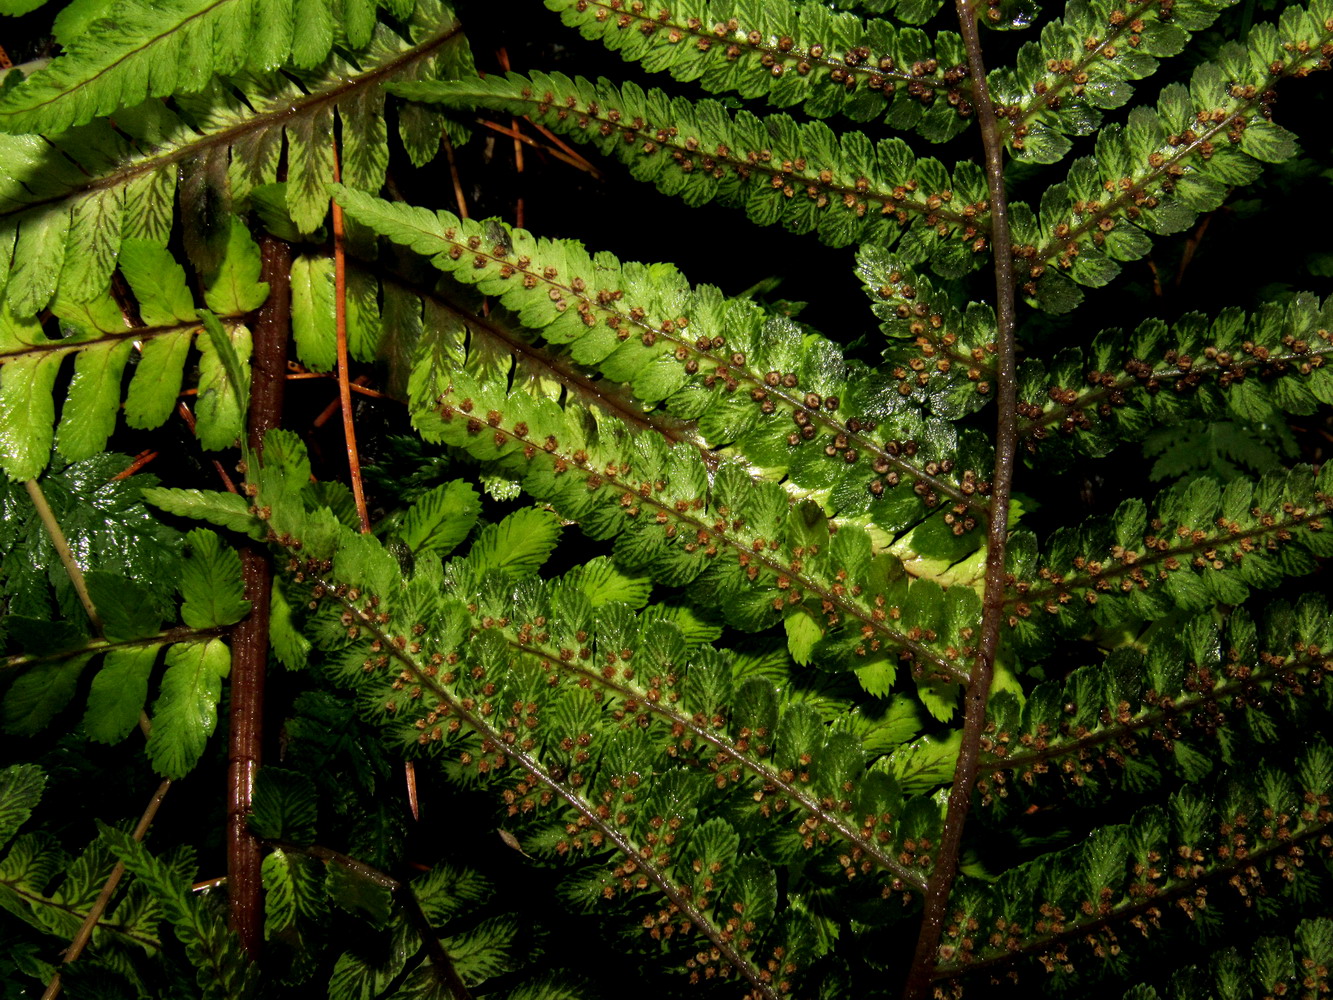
[
  {"x1": 179, "y1": 528, "x2": 249, "y2": 629},
  {"x1": 47, "y1": 838, "x2": 117, "y2": 925},
  {"x1": 145, "y1": 638, "x2": 230, "y2": 779},
  {"x1": 84, "y1": 571, "x2": 162, "y2": 640},
  {"x1": 545, "y1": 0, "x2": 973, "y2": 141},
  {"x1": 120, "y1": 240, "x2": 198, "y2": 327},
  {"x1": 268, "y1": 576, "x2": 313, "y2": 669},
  {"x1": 463, "y1": 508, "x2": 562, "y2": 579},
  {"x1": 7, "y1": 205, "x2": 68, "y2": 315},
  {"x1": 0, "y1": 0, "x2": 422, "y2": 136},
  {"x1": 83, "y1": 645, "x2": 160, "y2": 744},
  {"x1": 882, "y1": 731, "x2": 961, "y2": 794},
  {"x1": 59, "y1": 188, "x2": 122, "y2": 303},
  {"x1": 567, "y1": 555, "x2": 653, "y2": 608},
  {"x1": 260, "y1": 848, "x2": 298, "y2": 936},
  {"x1": 2, "y1": 653, "x2": 92, "y2": 735},
  {"x1": 285, "y1": 106, "x2": 336, "y2": 234},
  {"x1": 0, "y1": 307, "x2": 60, "y2": 481},
  {"x1": 250, "y1": 767, "x2": 319, "y2": 844},
  {"x1": 397, "y1": 479, "x2": 481, "y2": 560},
  {"x1": 261, "y1": 846, "x2": 326, "y2": 939},
  {"x1": 325, "y1": 859, "x2": 394, "y2": 927},
  {"x1": 202, "y1": 216, "x2": 268, "y2": 314},
  {"x1": 142, "y1": 487, "x2": 264, "y2": 538},
  {"x1": 290, "y1": 254, "x2": 336, "y2": 371},
  {"x1": 0, "y1": 0, "x2": 54, "y2": 14},
  {"x1": 0, "y1": 832, "x2": 67, "y2": 905},
  {"x1": 194, "y1": 310, "x2": 251, "y2": 451},
  {"x1": 398, "y1": 70, "x2": 990, "y2": 254},
  {"x1": 54, "y1": 333, "x2": 134, "y2": 463},
  {"x1": 436, "y1": 915, "x2": 518, "y2": 986},
  {"x1": 408, "y1": 864, "x2": 493, "y2": 924},
  {"x1": 0, "y1": 764, "x2": 45, "y2": 844}
]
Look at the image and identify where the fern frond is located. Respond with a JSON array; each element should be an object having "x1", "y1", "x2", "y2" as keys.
[
  {"x1": 248, "y1": 431, "x2": 944, "y2": 869},
  {"x1": 101, "y1": 825, "x2": 257, "y2": 999},
  {"x1": 1015, "y1": 293, "x2": 1333, "y2": 463},
  {"x1": 1006, "y1": 466, "x2": 1333, "y2": 647},
  {"x1": 258, "y1": 548, "x2": 787, "y2": 992},
  {"x1": 333, "y1": 187, "x2": 993, "y2": 538},
  {"x1": 2, "y1": 459, "x2": 245, "y2": 775},
  {"x1": 0, "y1": 764, "x2": 45, "y2": 845},
  {"x1": 0, "y1": 796, "x2": 166, "y2": 956},
  {"x1": 938, "y1": 740, "x2": 1333, "y2": 987},
  {"x1": 0, "y1": 0, "x2": 425, "y2": 136},
  {"x1": 988, "y1": 0, "x2": 1238, "y2": 163},
  {"x1": 190, "y1": 433, "x2": 995, "y2": 995},
  {"x1": 0, "y1": 836, "x2": 165, "y2": 952},
  {"x1": 546, "y1": 0, "x2": 976, "y2": 142},
  {"x1": 0, "y1": 2, "x2": 473, "y2": 479},
  {"x1": 861, "y1": 256, "x2": 1333, "y2": 453},
  {"x1": 0, "y1": 0, "x2": 468, "y2": 319},
  {"x1": 0, "y1": 272, "x2": 253, "y2": 479},
  {"x1": 980, "y1": 595, "x2": 1333, "y2": 804},
  {"x1": 397, "y1": 70, "x2": 992, "y2": 256},
  {"x1": 1014, "y1": 9, "x2": 1331, "y2": 311},
  {"x1": 1112, "y1": 920, "x2": 1333, "y2": 1000}
]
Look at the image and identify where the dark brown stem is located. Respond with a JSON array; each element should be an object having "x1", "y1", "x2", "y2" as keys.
[
  {"x1": 248, "y1": 238, "x2": 293, "y2": 448},
  {"x1": 901, "y1": 2, "x2": 1019, "y2": 997},
  {"x1": 226, "y1": 235, "x2": 291, "y2": 955}
]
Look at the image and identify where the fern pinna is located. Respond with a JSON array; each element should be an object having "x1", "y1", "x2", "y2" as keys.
[{"x1": 0, "y1": 0, "x2": 1331, "y2": 998}]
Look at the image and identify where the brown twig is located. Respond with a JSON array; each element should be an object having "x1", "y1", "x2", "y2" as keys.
[
  {"x1": 40, "y1": 780, "x2": 172, "y2": 1000},
  {"x1": 311, "y1": 375, "x2": 379, "y2": 429},
  {"x1": 405, "y1": 760, "x2": 420, "y2": 821},
  {"x1": 110, "y1": 449, "x2": 160, "y2": 480},
  {"x1": 331, "y1": 148, "x2": 372, "y2": 534},
  {"x1": 901, "y1": 2, "x2": 1020, "y2": 997},
  {"x1": 175, "y1": 402, "x2": 239, "y2": 493},
  {"x1": 440, "y1": 131, "x2": 470, "y2": 221},
  {"x1": 226, "y1": 235, "x2": 292, "y2": 956},
  {"x1": 496, "y1": 47, "x2": 526, "y2": 228},
  {"x1": 1175, "y1": 213, "x2": 1213, "y2": 287},
  {"x1": 473, "y1": 118, "x2": 602, "y2": 178},
  {"x1": 285, "y1": 370, "x2": 391, "y2": 399},
  {"x1": 523, "y1": 118, "x2": 600, "y2": 176}
]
